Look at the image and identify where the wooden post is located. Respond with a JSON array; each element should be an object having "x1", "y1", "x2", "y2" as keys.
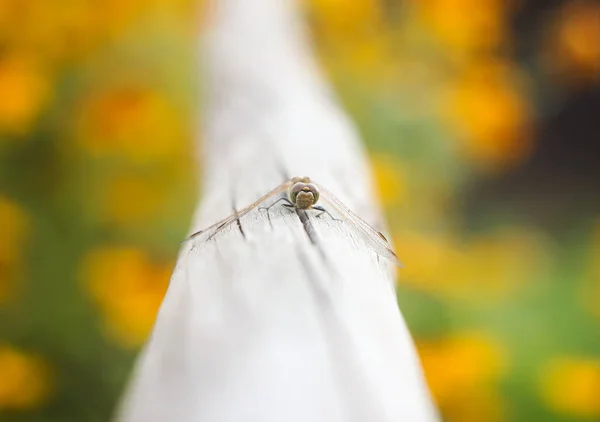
[{"x1": 115, "y1": 0, "x2": 439, "y2": 421}]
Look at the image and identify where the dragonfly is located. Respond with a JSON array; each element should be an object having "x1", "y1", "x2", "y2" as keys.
[{"x1": 186, "y1": 177, "x2": 402, "y2": 266}]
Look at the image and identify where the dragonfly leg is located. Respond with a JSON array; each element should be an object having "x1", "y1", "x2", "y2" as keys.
[
  {"x1": 259, "y1": 197, "x2": 293, "y2": 224},
  {"x1": 313, "y1": 205, "x2": 342, "y2": 222}
]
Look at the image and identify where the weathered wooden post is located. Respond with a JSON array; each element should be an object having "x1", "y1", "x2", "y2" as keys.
[{"x1": 115, "y1": 0, "x2": 438, "y2": 420}]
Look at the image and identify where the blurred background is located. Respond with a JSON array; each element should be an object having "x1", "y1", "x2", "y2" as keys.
[{"x1": 0, "y1": 0, "x2": 599, "y2": 421}]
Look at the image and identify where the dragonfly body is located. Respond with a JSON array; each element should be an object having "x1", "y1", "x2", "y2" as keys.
[
  {"x1": 263, "y1": 177, "x2": 334, "y2": 220},
  {"x1": 187, "y1": 176, "x2": 402, "y2": 266}
]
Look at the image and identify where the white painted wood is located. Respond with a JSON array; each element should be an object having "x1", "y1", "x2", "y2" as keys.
[{"x1": 115, "y1": 0, "x2": 439, "y2": 421}]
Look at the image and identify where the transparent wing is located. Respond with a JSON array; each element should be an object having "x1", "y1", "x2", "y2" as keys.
[
  {"x1": 316, "y1": 183, "x2": 403, "y2": 266},
  {"x1": 185, "y1": 180, "x2": 292, "y2": 242}
]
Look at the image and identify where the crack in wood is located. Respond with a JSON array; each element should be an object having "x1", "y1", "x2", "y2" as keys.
[
  {"x1": 295, "y1": 208, "x2": 334, "y2": 269},
  {"x1": 296, "y1": 208, "x2": 317, "y2": 245},
  {"x1": 230, "y1": 199, "x2": 246, "y2": 239}
]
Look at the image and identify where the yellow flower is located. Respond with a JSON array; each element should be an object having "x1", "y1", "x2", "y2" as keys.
[
  {"x1": 75, "y1": 86, "x2": 186, "y2": 162},
  {"x1": 80, "y1": 247, "x2": 171, "y2": 348},
  {"x1": 417, "y1": 332, "x2": 507, "y2": 422},
  {"x1": 443, "y1": 60, "x2": 533, "y2": 171},
  {"x1": 0, "y1": 0, "x2": 103, "y2": 61},
  {"x1": 98, "y1": 174, "x2": 164, "y2": 225},
  {"x1": 455, "y1": 229, "x2": 550, "y2": 295},
  {"x1": 395, "y1": 230, "x2": 452, "y2": 289},
  {"x1": 441, "y1": 388, "x2": 505, "y2": 422},
  {"x1": 540, "y1": 358, "x2": 600, "y2": 418},
  {"x1": 0, "y1": 196, "x2": 29, "y2": 303},
  {"x1": 0, "y1": 345, "x2": 52, "y2": 410},
  {"x1": 305, "y1": 0, "x2": 396, "y2": 80},
  {"x1": 95, "y1": 0, "x2": 198, "y2": 40},
  {"x1": 396, "y1": 227, "x2": 549, "y2": 300},
  {"x1": 0, "y1": 0, "x2": 195, "y2": 64},
  {"x1": 545, "y1": 1, "x2": 600, "y2": 87},
  {"x1": 305, "y1": 0, "x2": 383, "y2": 41},
  {"x1": 0, "y1": 54, "x2": 50, "y2": 135},
  {"x1": 416, "y1": 0, "x2": 509, "y2": 56},
  {"x1": 371, "y1": 154, "x2": 406, "y2": 207}
]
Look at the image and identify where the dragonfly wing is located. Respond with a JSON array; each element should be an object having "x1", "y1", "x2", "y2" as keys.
[
  {"x1": 186, "y1": 180, "x2": 292, "y2": 242},
  {"x1": 185, "y1": 214, "x2": 238, "y2": 241},
  {"x1": 317, "y1": 183, "x2": 403, "y2": 266}
]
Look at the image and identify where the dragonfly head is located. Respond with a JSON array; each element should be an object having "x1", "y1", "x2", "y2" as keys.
[{"x1": 289, "y1": 177, "x2": 319, "y2": 209}]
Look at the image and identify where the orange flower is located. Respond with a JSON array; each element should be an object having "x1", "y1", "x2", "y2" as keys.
[
  {"x1": 443, "y1": 60, "x2": 533, "y2": 171},
  {"x1": 540, "y1": 358, "x2": 600, "y2": 418},
  {"x1": 415, "y1": 0, "x2": 510, "y2": 56},
  {"x1": 0, "y1": 54, "x2": 50, "y2": 135},
  {"x1": 417, "y1": 332, "x2": 507, "y2": 422},
  {"x1": 75, "y1": 86, "x2": 186, "y2": 162},
  {"x1": 545, "y1": 0, "x2": 600, "y2": 87},
  {"x1": 0, "y1": 345, "x2": 52, "y2": 410},
  {"x1": 80, "y1": 247, "x2": 171, "y2": 348}
]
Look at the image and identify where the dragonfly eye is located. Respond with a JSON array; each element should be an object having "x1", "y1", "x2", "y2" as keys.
[
  {"x1": 290, "y1": 182, "x2": 306, "y2": 203},
  {"x1": 306, "y1": 183, "x2": 319, "y2": 203}
]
